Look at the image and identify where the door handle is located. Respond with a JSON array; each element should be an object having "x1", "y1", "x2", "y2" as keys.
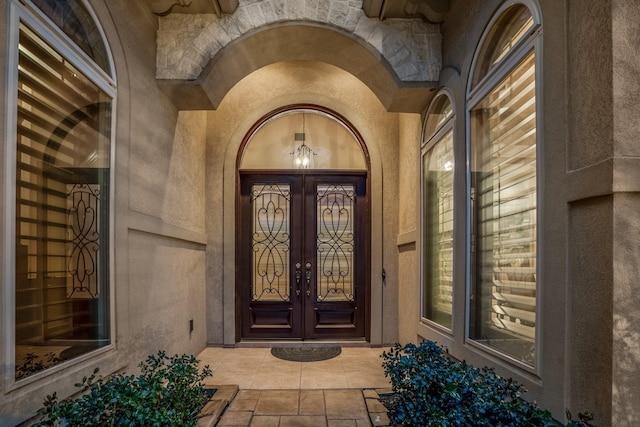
[
  {"x1": 305, "y1": 262, "x2": 312, "y2": 297},
  {"x1": 294, "y1": 263, "x2": 302, "y2": 296}
]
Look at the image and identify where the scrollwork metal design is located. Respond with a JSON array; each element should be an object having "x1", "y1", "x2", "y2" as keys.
[
  {"x1": 251, "y1": 184, "x2": 290, "y2": 302},
  {"x1": 67, "y1": 183, "x2": 101, "y2": 298},
  {"x1": 316, "y1": 184, "x2": 355, "y2": 302}
]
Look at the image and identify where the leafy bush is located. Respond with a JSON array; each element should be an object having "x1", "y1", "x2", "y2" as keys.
[
  {"x1": 381, "y1": 341, "x2": 555, "y2": 426},
  {"x1": 34, "y1": 351, "x2": 212, "y2": 427},
  {"x1": 565, "y1": 410, "x2": 596, "y2": 427}
]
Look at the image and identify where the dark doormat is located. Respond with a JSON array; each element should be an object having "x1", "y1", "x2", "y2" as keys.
[{"x1": 271, "y1": 346, "x2": 341, "y2": 362}]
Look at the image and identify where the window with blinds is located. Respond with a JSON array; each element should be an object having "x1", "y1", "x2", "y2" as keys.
[
  {"x1": 468, "y1": 4, "x2": 538, "y2": 367},
  {"x1": 422, "y1": 94, "x2": 454, "y2": 330},
  {"x1": 423, "y1": 131, "x2": 454, "y2": 328},
  {"x1": 13, "y1": 13, "x2": 112, "y2": 380}
]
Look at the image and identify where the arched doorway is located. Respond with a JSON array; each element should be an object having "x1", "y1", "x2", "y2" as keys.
[{"x1": 236, "y1": 105, "x2": 371, "y2": 340}]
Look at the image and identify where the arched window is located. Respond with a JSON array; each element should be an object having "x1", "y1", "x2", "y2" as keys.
[
  {"x1": 6, "y1": 0, "x2": 115, "y2": 381},
  {"x1": 467, "y1": 2, "x2": 541, "y2": 368},
  {"x1": 422, "y1": 92, "x2": 455, "y2": 330},
  {"x1": 240, "y1": 107, "x2": 367, "y2": 171}
]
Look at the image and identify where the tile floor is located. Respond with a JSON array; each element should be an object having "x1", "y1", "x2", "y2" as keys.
[
  {"x1": 197, "y1": 347, "x2": 391, "y2": 390},
  {"x1": 195, "y1": 346, "x2": 393, "y2": 426}
]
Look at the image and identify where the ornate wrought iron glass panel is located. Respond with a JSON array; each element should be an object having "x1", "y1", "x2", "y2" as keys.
[
  {"x1": 67, "y1": 183, "x2": 101, "y2": 298},
  {"x1": 316, "y1": 184, "x2": 355, "y2": 302},
  {"x1": 251, "y1": 184, "x2": 291, "y2": 302}
]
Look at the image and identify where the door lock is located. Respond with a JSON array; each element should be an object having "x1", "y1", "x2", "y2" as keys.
[
  {"x1": 305, "y1": 262, "x2": 312, "y2": 297},
  {"x1": 294, "y1": 262, "x2": 302, "y2": 296}
]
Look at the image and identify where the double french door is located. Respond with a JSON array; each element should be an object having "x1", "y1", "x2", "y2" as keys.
[{"x1": 238, "y1": 171, "x2": 368, "y2": 340}]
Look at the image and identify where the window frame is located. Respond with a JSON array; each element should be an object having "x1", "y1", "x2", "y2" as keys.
[
  {"x1": 3, "y1": 0, "x2": 117, "y2": 390},
  {"x1": 420, "y1": 89, "x2": 456, "y2": 334},
  {"x1": 465, "y1": 0, "x2": 544, "y2": 374}
]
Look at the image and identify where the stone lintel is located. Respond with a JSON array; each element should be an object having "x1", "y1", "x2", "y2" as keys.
[{"x1": 156, "y1": 0, "x2": 442, "y2": 94}]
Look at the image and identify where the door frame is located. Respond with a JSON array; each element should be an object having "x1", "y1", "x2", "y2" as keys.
[
  {"x1": 221, "y1": 103, "x2": 385, "y2": 346},
  {"x1": 236, "y1": 170, "x2": 370, "y2": 341}
]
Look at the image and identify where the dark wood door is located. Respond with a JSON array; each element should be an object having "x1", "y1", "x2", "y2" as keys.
[{"x1": 238, "y1": 171, "x2": 368, "y2": 340}]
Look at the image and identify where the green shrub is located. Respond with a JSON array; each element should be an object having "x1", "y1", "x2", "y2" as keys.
[
  {"x1": 381, "y1": 341, "x2": 555, "y2": 426},
  {"x1": 34, "y1": 351, "x2": 213, "y2": 427},
  {"x1": 565, "y1": 410, "x2": 596, "y2": 427}
]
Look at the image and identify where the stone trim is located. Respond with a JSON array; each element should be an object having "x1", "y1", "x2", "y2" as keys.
[
  {"x1": 364, "y1": 388, "x2": 394, "y2": 426},
  {"x1": 156, "y1": 0, "x2": 441, "y2": 82},
  {"x1": 196, "y1": 385, "x2": 239, "y2": 427},
  {"x1": 203, "y1": 387, "x2": 394, "y2": 426}
]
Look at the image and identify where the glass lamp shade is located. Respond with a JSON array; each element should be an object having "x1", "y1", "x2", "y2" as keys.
[{"x1": 292, "y1": 142, "x2": 315, "y2": 169}]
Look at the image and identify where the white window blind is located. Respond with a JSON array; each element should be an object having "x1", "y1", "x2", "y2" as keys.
[
  {"x1": 423, "y1": 130, "x2": 454, "y2": 328},
  {"x1": 14, "y1": 21, "x2": 112, "y2": 379},
  {"x1": 471, "y1": 51, "x2": 536, "y2": 365}
]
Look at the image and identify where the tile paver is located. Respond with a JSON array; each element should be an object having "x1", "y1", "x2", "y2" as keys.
[
  {"x1": 279, "y1": 415, "x2": 328, "y2": 427},
  {"x1": 228, "y1": 397, "x2": 258, "y2": 411},
  {"x1": 211, "y1": 388, "x2": 395, "y2": 427},
  {"x1": 328, "y1": 420, "x2": 358, "y2": 427},
  {"x1": 197, "y1": 346, "x2": 393, "y2": 426},
  {"x1": 254, "y1": 390, "x2": 300, "y2": 415},
  {"x1": 299, "y1": 390, "x2": 326, "y2": 415},
  {"x1": 217, "y1": 409, "x2": 253, "y2": 426},
  {"x1": 236, "y1": 390, "x2": 262, "y2": 399},
  {"x1": 324, "y1": 389, "x2": 369, "y2": 420},
  {"x1": 249, "y1": 415, "x2": 280, "y2": 427}
]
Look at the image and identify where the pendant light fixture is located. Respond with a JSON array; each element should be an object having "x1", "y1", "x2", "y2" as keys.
[{"x1": 292, "y1": 112, "x2": 316, "y2": 169}]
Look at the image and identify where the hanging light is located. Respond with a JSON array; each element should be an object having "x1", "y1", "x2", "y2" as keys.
[{"x1": 291, "y1": 112, "x2": 316, "y2": 169}]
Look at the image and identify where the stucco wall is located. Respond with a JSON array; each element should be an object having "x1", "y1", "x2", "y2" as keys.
[
  {"x1": 109, "y1": 0, "x2": 209, "y2": 366},
  {"x1": 0, "y1": 0, "x2": 209, "y2": 423},
  {"x1": 610, "y1": 1, "x2": 640, "y2": 424},
  {"x1": 400, "y1": 0, "x2": 640, "y2": 425},
  {"x1": 396, "y1": 113, "x2": 421, "y2": 345},
  {"x1": 612, "y1": 194, "x2": 640, "y2": 425},
  {"x1": 566, "y1": 0, "x2": 640, "y2": 424},
  {"x1": 123, "y1": 108, "x2": 208, "y2": 362},
  {"x1": 108, "y1": 0, "x2": 208, "y2": 365}
]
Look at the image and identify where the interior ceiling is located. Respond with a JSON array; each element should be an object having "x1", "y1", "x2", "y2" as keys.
[{"x1": 146, "y1": 0, "x2": 452, "y2": 22}]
